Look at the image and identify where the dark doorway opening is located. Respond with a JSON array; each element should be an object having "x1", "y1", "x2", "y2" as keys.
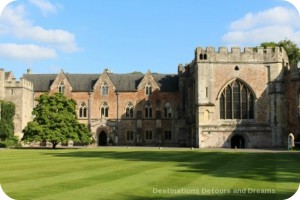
[
  {"x1": 98, "y1": 131, "x2": 107, "y2": 146},
  {"x1": 231, "y1": 134, "x2": 246, "y2": 149}
]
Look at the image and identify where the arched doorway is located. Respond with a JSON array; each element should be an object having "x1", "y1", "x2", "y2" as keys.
[
  {"x1": 231, "y1": 134, "x2": 245, "y2": 149},
  {"x1": 98, "y1": 131, "x2": 107, "y2": 146}
]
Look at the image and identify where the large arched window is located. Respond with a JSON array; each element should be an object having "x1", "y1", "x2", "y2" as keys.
[
  {"x1": 58, "y1": 82, "x2": 65, "y2": 94},
  {"x1": 100, "y1": 102, "x2": 109, "y2": 117},
  {"x1": 79, "y1": 102, "x2": 87, "y2": 118},
  {"x1": 125, "y1": 102, "x2": 134, "y2": 118},
  {"x1": 219, "y1": 80, "x2": 254, "y2": 119}
]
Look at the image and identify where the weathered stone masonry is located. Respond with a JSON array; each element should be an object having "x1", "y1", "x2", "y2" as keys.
[{"x1": 0, "y1": 45, "x2": 299, "y2": 148}]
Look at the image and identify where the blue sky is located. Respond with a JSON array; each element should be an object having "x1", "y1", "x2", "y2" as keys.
[{"x1": 0, "y1": 0, "x2": 299, "y2": 78}]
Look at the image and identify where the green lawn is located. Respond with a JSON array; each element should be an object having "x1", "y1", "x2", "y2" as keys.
[{"x1": 0, "y1": 148, "x2": 299, "y2": 200}]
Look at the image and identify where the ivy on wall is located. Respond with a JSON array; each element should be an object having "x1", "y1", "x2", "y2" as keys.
[{"x1": 0, "y1": 100, "x2": 15, "y2": 141}]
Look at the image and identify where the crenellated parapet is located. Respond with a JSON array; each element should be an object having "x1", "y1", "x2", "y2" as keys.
[
  {"x1": 5, "y1": 77, "x2": 33, "y2": 91},
  {"x1": 195, "y1": 46, "x2": 289, "y2": 64}
]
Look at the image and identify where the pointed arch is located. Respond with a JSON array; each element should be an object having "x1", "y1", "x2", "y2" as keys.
[
  {"x1": 79, "y1": 102, "x2": 87, "y2": 118},
  {"x1": 145, "y1": 82, "x2": 152, "y2": 96},
  {"x1": 217, "y1": 78, "x2": 257, "y2": 100},
  {"x1": 101, "y1": 82, "x2": 108, "y2": 96},
  {"x1": 125, "y1": 102, "x2": 134, "y2": 118},
  {"x1": 100, "y1": 102, "x2": 109, "y2": 117},
  {"x1": 58, "y1": 82, "x2": 65, "y2": 94},
  {"x1": 218, "y1": 79, "x2": 255, "y2": 119}
]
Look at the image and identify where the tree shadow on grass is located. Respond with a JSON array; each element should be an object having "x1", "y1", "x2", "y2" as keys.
[
  {"x1": 44, "y1": 150, "x2": 300, "y2": 183},
  {"x1": 43, "y1": 150, "x2": 300, "y2": 199}
]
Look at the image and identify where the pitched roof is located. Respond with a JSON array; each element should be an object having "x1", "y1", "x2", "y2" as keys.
[
  {"x1": 108, "y1": 73, "x2": 144, "y2": 91},
  {"x1": 65, "y1": 74, "x2": 100, "y2": 92},
  {"x1": 23, "y1": 73, "x2": 179, "y2": 92}
]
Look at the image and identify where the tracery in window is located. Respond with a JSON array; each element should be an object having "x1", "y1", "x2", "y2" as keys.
[
  {"x1": 79, "y1": 102, "x2": 87, "y2": 118},
  {"x1": 145, "y1": 83, "x2": 152, "y2": 96},
  {"x1": 220, "y1": 80, "x2": 254, "y2": 119},
  {"x1": 125, "y1": 102, "x2": 134, "y2": 118},
  {"x1": 101, "y1": 82, "x2": 108, "y2": 96},
  {"x1": 100, "y1": 102, "x2": 109, "y2": 117}
]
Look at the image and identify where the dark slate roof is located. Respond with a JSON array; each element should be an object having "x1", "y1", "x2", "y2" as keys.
[
  {"x1": 108, "y1": 73, "x2": 144, "y2": 92},
  {"x1": 23, "y1": 73, "x2": 179, "y2": 92},
  {"x1": 152, "y1": 74, "x2": 179, "y2": 92},
  {"x1": 23, "y1": 74, "x2": 57, "y2": 92},
  {"x1": 65, "y1": 74, "x2": 100, "y2": 92}
]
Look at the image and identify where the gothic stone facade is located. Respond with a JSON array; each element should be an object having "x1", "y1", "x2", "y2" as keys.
[{"x1": 1, "y1": 46, "x2": 299, "y2": 148}]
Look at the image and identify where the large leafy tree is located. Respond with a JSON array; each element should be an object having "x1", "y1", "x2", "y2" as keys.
[
  {"x1": 22, "y1": 93, "x2": 91, "y2": 149},
  {"x1": 260, "y1": 40, "x2": 300, "y2": 66},
  {"x1": 0, "y1": 100, "x2": 15, "y2": 141}
]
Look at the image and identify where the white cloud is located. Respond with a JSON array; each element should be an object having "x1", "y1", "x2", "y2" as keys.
[
  {"x1": 0, "y1": 5, "x2": 79, "y2": 52},
  {"x1": 29, "y1": 0, "x2": 59, "y2": 16},
  {"x1": 0, "y1": 43, "x2": 57, "y2": 60},
  {"x1": 222, "y1": 6, "x2": 300, "y2": 46}
]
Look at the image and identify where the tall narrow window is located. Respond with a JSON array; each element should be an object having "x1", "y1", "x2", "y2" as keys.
[
  {"x1": 145, "y1": 101, "x2": 152, "y2": 118},
  {"x1": 100, "y1": 102, "x2": 109, "y2": 117},
  {"x1": 164, "y1": 103, "x2": 172, "y2": 118},
  {"x1": 125, "y1": 102, "x2": 134, "y2": 118},
  {"x1": 164, "y1": 130, "x2": 172, "y2": 140},
  {"x1": 101, "y1": 82, "x2": 108, "y2": 96},
  {"x1": 219, "y1": 79, "x2": 255, "y2": 119},
  {"x1": 58, "y1": 82, "x2": 64, "y2": 94},
  {"x1": 79, "y1": 102, "x2": 87, "y2": 118},
  {"x1": 145, "y1": 130, "x2": 153, "y2": 140},
  {"x1": 145, "y1": 83, "x2": 152, "y2": 96},
  {"x1": 127, "y1": 130, "x2": 134, "y2": 141}
]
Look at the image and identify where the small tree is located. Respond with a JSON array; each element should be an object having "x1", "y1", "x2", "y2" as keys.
[
  {"x1": 22, "y1": 93, "x2": 91, "y2": 149},
  {"x1": 0, "y1": 100, "x2": 15, "y2": 141}
]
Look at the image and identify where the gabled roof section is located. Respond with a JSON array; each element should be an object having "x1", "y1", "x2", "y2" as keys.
[{"x1": 50, "y1": 70, "x2": 73, "y2": 91}]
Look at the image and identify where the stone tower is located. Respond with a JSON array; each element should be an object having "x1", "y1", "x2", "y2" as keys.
[
  {"x1": 0, "y1": 69, "x2": 34, "y2": 139},
  {"x1": 181, "y1": 46, "x2": 289, "y2": 148}
]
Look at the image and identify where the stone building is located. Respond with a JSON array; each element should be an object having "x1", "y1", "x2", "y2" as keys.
[
  {"x1": 0, "y1": 45, "x2": 299, "y2": 148},
  {"x1": 23, "y1": 70, "x2": 183, "y2": 147},
  {"x1": 0, "y1": 68, "x2": 34, "y2": 139},
  {"x1": 179, "y1": 46, "x2": 295, "y2": 148}
]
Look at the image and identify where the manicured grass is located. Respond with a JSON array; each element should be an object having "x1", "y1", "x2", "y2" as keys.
[{"x1": 0, "y1": 148, "x2": 299, "y2": 200}]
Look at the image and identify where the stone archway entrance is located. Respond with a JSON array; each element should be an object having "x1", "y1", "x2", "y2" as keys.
[
  {"x1": 98, "y1": 131, "x2": 107, "y2": 146},
  {"x1": 231, "y1": 134, "x2": 245, "y2": 149}
]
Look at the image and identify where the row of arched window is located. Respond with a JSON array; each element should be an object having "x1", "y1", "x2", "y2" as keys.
[
  {"x1": 78, "y1": 102, "x2": 173, "y2": 119},
  {"x1": 74, "y1": 79, "x2": 257, "y2": 120}
]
